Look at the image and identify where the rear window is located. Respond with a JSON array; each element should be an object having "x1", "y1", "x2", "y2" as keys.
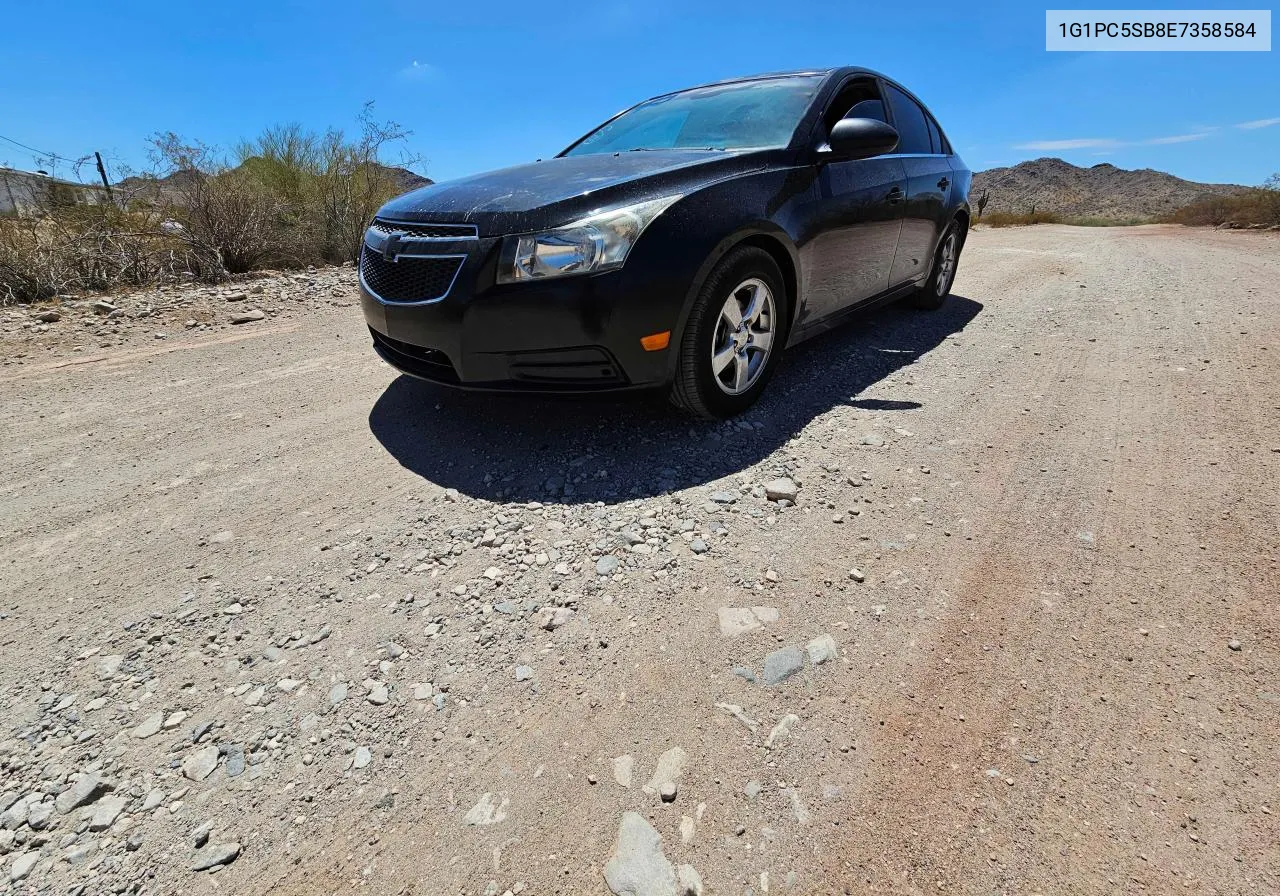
[{"x1": 884, "y1": 84, "x2": 932, "y2": 155}]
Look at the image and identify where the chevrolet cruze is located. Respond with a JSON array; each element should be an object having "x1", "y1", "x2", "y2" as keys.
[{"x1": 359, "y1": 67, "x2": 970, "y2": 418}]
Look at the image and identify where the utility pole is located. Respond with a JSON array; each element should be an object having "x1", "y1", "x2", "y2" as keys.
[{"x1": 94, "y1": 151, "x2": 116, "y2": 206}]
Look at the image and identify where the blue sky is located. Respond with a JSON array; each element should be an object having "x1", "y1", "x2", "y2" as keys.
[{"x1": 2, "y1": 1, "x2": 1276, "y2": 186}]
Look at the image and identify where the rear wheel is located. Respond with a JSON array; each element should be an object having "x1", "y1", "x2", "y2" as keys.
[
  {"x1": 911, "y1": 222, "x2": 962, "y2": 310},
  {"x1": 670, "y1": 246, "x2": 788, "y2": 419}
]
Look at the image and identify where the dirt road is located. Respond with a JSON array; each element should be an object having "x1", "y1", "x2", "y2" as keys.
[{"x1": 1, "y1": 225, "x2": 1277, "y2": 895}]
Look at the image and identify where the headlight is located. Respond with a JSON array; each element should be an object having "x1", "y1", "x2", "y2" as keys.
[{"x1": 497, "y1": 194, "x2": 682, "y2": 284}]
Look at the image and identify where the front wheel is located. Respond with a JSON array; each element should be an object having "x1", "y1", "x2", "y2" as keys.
[
  {"x1": 669, "y1": 246, "x2": 788, "y2": 419},
  {"x1": 911, "y1": 223, "x2": 962, "y2": 310}
]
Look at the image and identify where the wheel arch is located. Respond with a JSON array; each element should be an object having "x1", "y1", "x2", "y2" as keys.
[{"x1": 666, "y1": 225, "x2": 801, "y2": 379}]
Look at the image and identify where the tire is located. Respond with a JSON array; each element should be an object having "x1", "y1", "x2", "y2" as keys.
[
  {"x1": 670, "y1": 246, "x2": 789, "y2": 419},
  {"x1": 911, "y1": 221, "x2": 963, "y2": 310}
]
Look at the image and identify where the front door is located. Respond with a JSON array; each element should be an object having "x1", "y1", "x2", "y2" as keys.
[{"x1": 795, "y1": 80, "x2": 907, "y2": 328}]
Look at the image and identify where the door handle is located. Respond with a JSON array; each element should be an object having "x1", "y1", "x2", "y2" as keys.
[
  {"x1": 885, "y1": 187, "x2": 904, "y2": 204},
  {"x1": 937, "y1": 177, "x2": 950, "y2": 190}
]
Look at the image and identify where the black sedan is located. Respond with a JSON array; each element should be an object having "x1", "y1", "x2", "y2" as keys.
[{"x1": 360, "y1": 67, "x2": 970, "y2": 418}]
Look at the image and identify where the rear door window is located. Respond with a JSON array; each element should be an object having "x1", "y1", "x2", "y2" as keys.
[{"x1": 884, "y1": 84, "x2": 932, "y2": 155}]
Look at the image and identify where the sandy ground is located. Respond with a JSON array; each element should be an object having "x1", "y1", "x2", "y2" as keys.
[{"x1": 0, "y1": 224, "x2": 1277, "y2": 896}]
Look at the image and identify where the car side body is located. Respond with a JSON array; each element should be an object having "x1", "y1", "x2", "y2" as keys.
[{"x1": 359, "y1": 66, "x2": 970, "y2": 405}]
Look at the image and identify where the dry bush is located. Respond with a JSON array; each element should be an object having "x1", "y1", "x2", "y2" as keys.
[
  {"x1": 1166, "y1": 177, "x2": 1280, "y2": 227},
  {"x1": 981, "y1": 209, "x2": 1063, "y2": 228},
  {"x1": 0, "y1": 205, "x2": 193, "y2": 303}
]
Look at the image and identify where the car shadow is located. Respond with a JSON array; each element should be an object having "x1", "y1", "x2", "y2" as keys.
[{"x1": 367, "y1": 294, "x2": 983, "y2": 504}]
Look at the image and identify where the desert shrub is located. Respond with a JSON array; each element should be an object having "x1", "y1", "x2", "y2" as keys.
[
  {"x1": 1166, "y1": 176, "x2": 1280, "y2": 227},
  {"x1": 0, "y1": 204, "x2": 192, "y2": 303},
  {"x1": 981, "y1": 210, "x2": 1063, "y2": 227}
]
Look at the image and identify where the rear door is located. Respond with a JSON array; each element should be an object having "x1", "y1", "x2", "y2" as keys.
[
  {"x1": 796, "y1": 77, "x2": 907, "y2": 326},
  {"x1": 882, "y1": 82, "x2": 953, "y2": 287}
]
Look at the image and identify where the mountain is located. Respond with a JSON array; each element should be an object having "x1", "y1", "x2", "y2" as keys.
[{"x1": 971, "y1": 158, "x2": 1246, "y2": 221}]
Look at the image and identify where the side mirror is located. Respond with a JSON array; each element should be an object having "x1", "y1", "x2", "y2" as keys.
[{"x1": 824, "y1": 118, "x2": 899, "y2": 160}]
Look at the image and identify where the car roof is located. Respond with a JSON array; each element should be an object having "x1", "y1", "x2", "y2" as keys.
[{"x1": 680, "y1": 67, "x2": 890, "y2": 91}]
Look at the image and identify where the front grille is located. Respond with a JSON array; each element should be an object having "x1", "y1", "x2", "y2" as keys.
[
  {"x1": 370, "y1": 219, "x2": 478, "y2": 240},
  {"x1": 360, "y1": 247, "x2": 463, "y2": 304}
]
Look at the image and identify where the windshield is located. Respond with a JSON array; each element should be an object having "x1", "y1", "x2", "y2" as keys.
[{"x1": 563, "y1": 76, "x2": 823, "y2": 156}]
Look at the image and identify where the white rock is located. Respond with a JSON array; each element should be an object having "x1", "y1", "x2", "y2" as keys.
[
  {"x1": 764, "y1": 478, "x2": 798, "y2": 503},
  {"x1": 182, "y1": 745, "x2": 219, "y2": 781},
  {"x1": 806, "y1": 634, "x2": 838, "y2": 665},
  {"x1": 612, "y1": 755, "x2": 634, "y2": 789},
  {"x1": 766, "y1": 714, "x2": 800, "y2": 749},
  {"x1": 603, "y1": 812, "x2": 678, "y2": 896},
  {"x1": 643, "y1": 747, "x2": 687, "y2": 796},
  {"x1": 463, "y1": 792, "x2": 509, "y2": 826},
  {"x1": 131, "y1": 712, "x2": 164, "y2": 739}
]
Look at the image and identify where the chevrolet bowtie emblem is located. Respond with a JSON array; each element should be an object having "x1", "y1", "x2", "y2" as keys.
[{"x1": 382, "y1": 232, "x2": 403, "y2": 262}]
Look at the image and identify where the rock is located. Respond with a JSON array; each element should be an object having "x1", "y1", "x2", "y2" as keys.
[
  {"x1": 132, "y1": 711, "x2": 164, "y2": 739},
  {"x1": 644, "y1": 747, "x2": 687, "y2": 796},
  {"x1": 709, "y1": 490, "x2": 738, "y2": 504},
  {"x1": 717, "y1": 608, "x2": 760, "y2": 637},
  {"x1": 603, "y1": 811, "x2": 678, "y2": 896},
  {"x1": 91, "y1": 300, "x2": 117, "y2": 315},
  {"x1": 678, "y1": 864, "x2": 704, "y2": 896},
  {"x1": 64, "y1": 841, "x2": 97, "y2": 865},
  {"x1": 225, "y1": 292, "x2": 248, "y2": 302},
  {"x1": 230, "y1": 310, "x2": 266, "y2": 324},
  {"x1": 613, "y1": 755, "x2": 634, "y2": 789},
  {"x1": 732, "y1": 666, "x2": 756, "y2": 683},
  {"x1": 861, "y1": 433, "x2": 885, "y2": 446},
  {"x1": 55, "y1": 774, "x2": 112, "y2": 814},
  {"x1": 806, "y1": 634, "x2": 838, "y2": 665},
  {"x1": 715, "y1": 702, "x2": 759, "y2": 732},
  {"x1": 412, "y1": 683, "x2": 434, "y2": 701},
  {"x1": 35, "y1": 309, "x2": 61, "y2": 323},
  {"x1": 191, "y1": 842, "x2": 241, "y2": 871},
  {"x1": 1, "y1": 801, "x2": 28, "y2": 830},
  {"x1": 689, "y1": 538, "x2": 708, "y2": 554},
  {"x1": 353, "y1": 746, "x2": 372, "y2": 769},
  {"x1": 224, "y1": 745, "x2": 246, "y2": 777},
  {"x1": 26, "y1": 801, "x2": 53, "y2": 831},
  {"x1": 182, "y1": 745, "x2": 219, "y2": 781},
  {"x1": 659, "y1": 782, "x2": 678, "y2": 803},
  {"x1": 848, "y1": 567, "x2": 866, "y2": 583},
  {"x1": 762, "y1": 645, "x2": 804, "y2": 685},
  {"x1": 329, "y1": 682, "x2": 348, "y2": 706},
  {"x1": 98, "y1": 655, "x2": 123, "y2": 677},
  {"x1": 192, "y1": 820, "x2": 213, "y2": 847},
  {"x1": 164, "y1": 710, "x2": 188, "y2": 729},
  {"x1": 717, "y1": 606, "x2": 779, "y2": 637},
  {"x1": 1229, "y1": 639, "x2": 1243, "y2": 651},
  {"x1": 766, "y1": 714, "x2": 800, "y2": 749},
  {"x1": 764, "y1": 478, "x2": 798, "y2": 503},
  {"x1": 88, "y1": 795, "x2": 128, "y2": 831},
  {"x1": 366, "y1": 682, "x2": 389, "y2": 705},
  {"x1": 464, "y1": 792, "x2": 509, "y2": 826},
  {"x1": 596, "y1": 555, "x2": 620, "y2": 576},
  {"x1": 9, "y1": 851, "x2": 38, "y2": 882},
  {"x1": 514, "y1": 665, "x2": 533, "y2": 682},
  {"x1": 533, "y1": 606, "x2": 574, "y2": 630}
]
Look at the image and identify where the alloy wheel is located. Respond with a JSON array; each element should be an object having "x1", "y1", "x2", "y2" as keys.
[
  {"x1": 711, "y1": 278, "x2": 776, "y2": 395},
  {"x1": 935, "y1": 233, "x2": 957, "y2": 297}
]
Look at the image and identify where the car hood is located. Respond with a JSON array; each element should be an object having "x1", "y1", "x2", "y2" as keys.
[{"x1": 376, "y1": 150, "x2": 768, "y2": 235}]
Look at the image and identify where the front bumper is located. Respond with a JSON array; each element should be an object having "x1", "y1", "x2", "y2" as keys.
[{"x1": 359, "y1": 239, "x2": 683, "y2": 393}]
